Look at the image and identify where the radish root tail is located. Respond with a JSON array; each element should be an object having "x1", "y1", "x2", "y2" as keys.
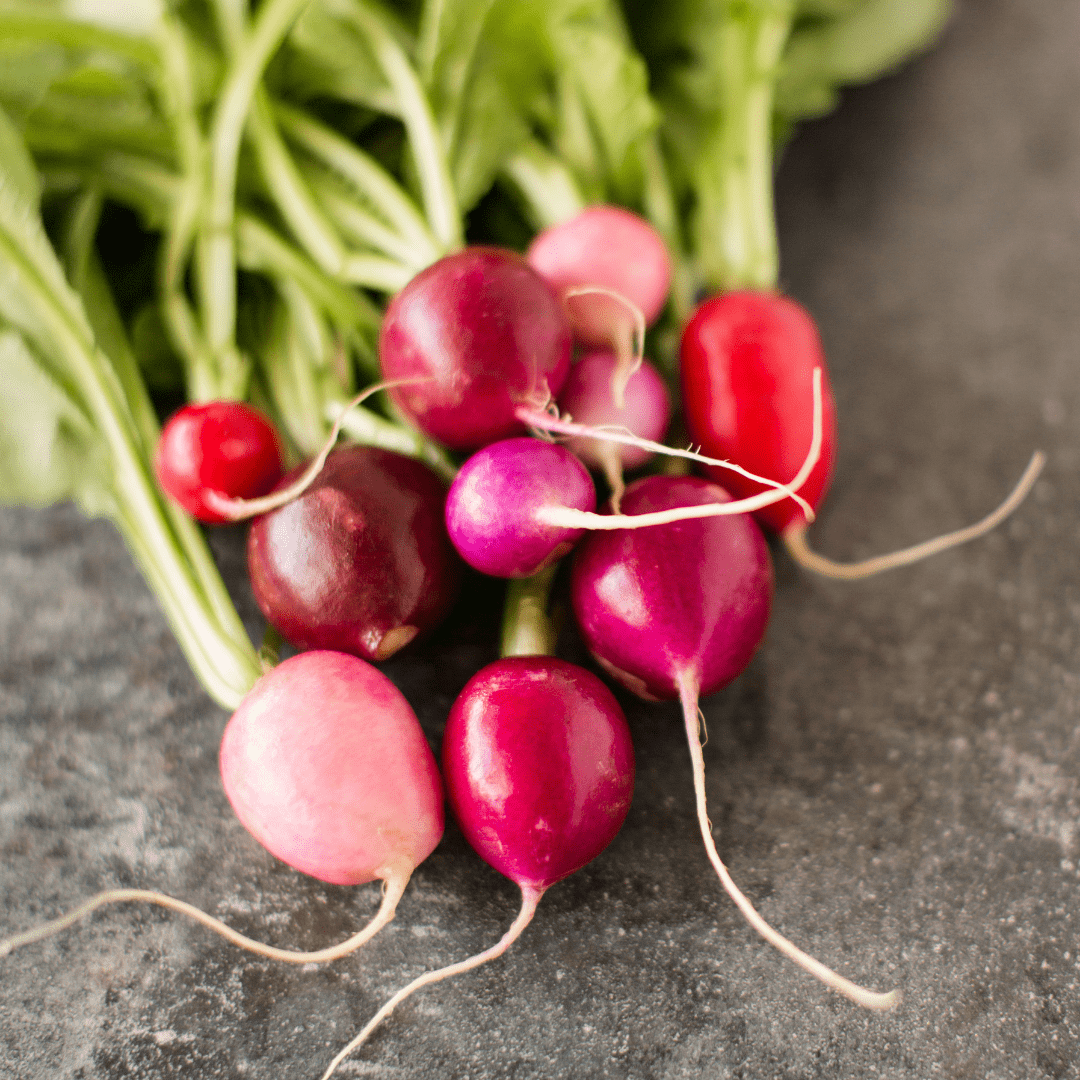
[
  {"x1": 320, "y1": 886, "x2": 541, "y2": 1079},
  {"x1": 203, "y1": 377, "x2": 433, "y2": 521},
  {"x1": 783, "y1": 450, "x2": 1045, "y2": 580},
  {"x1": 676, "y1": 671, "x2": 900, "y2": 1011},
  {"x1": 0, "y1": 872, "x2": 408, "y2": 965}
]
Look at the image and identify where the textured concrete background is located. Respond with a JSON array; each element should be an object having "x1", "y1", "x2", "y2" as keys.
[{"x1": 2, "y1": 0, "x2": 1080, "y2": 1076}]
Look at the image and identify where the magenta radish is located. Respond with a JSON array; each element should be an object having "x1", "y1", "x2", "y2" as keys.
[
  {"x1": 247, "y1": 445, "x2": 462, "y2": 662},
  {"x1": 154, "y1": 400, "x2": 284, "y2": 524},
  {"x1": 570, "y1": 474, "x2": 899, "y2": 1009},
  {"x1": 378, "y1": 246, "x2": 572, "y2": 450},
  {"x1": 0, "y1": 650, "x2": 444, "y2": 967},
  {"x1": 318, "y1": 655, "x2": 634, "y2": 1078},
  {"x1": 681, "y1": 290, "x2": 1044, "y2": 578},
  {"x1": 445, "y1": 438, "x2": 596, "y2": 578}
]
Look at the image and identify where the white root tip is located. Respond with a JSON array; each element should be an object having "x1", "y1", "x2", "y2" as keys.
[
  {"x1": 677, "y1": 672, "x2": 900, "y2": 1012},
  {"x1": 784, "y1": 449, "x2": 1046, "y2": 581},
  {"x1": 320, "y1": 887, "x2": 541, "y2": 1079}
]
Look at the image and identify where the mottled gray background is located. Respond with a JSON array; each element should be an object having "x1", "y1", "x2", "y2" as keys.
[{"x1": 2, "y1": 0, "x2": 1079, "y2": 1076}]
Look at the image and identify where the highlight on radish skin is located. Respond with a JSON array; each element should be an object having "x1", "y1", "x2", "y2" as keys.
[
  {"x1": 570, "y1": 476, "x2": 899, "y2": 1010},
  {"x1": 0, "y1": 650, "x2": 445, "y2": 970},
  {"x1": 319, "y1": 656, "x2": 635, "y2": 1078}
]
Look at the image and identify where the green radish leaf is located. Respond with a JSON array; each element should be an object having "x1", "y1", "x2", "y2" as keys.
[
  {"x1": 0, "y1": 327, "x2": 111, "y2": 512},
  {"x1": 777, "y1": 0, "x2": 953, "y2": 128}
]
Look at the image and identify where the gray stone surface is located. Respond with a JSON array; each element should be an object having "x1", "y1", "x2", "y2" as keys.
[{"x1": 2, "y1": 0, "x2": 1080, "y2": 1076}]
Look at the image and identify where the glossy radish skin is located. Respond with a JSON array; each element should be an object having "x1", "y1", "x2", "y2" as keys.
[
  {"x1": 443, "y1": 657, "x2": 634, "y2": 892},
  {"x1": 379, "y1": 247, "x2": 572, "y2": 450},
  {"x1": 558, "y1": 351, "x2": 672, "y2": 471},
  {"x1": 680, "y1": 291, "x2": 837, "y2": 534},
  {"x1": 220, "y1": 651, "x2": 444, "y2": 886},
  {"x1": 445, "y1": 438, "x2": 596, "y2": 578},
  {"x1": 571, "y1": 475, "x2": 772, "y2": 701},
  {"x1": 247, "y1": 446, "x2": 461, "y2": 662},
  {"x1": 155, "y1": 401, "x2": 283, "y2": 524},
  {"x1": 526, "y1": 206, "x2": 671, "y2": 334}
]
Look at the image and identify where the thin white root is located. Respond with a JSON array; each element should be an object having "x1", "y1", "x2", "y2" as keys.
[
  {"x1": 203, "y1": 378, "x2": 431, "y2": 521},
  {"x1": 533, "y1": 370, "x2": 823, "y2": 531},
  {"x1": 0, "y1": 873, "x2": 407, "y2": 965},
  {"x1": 676, "y1": 672, "x2": 900, "y2": 1011},
  {"x1": 595, "y1": 440, "x2": 626, "y2": 514},
  {"x1": 561, "y1": 285, "x2": 645, "y2": 409},
  {"x1": 320, "y1": 886, "x2": 541, "y2": 1079},
  {"x1": 783, "y1": 450, "x2": 1046, "y2": 580}
]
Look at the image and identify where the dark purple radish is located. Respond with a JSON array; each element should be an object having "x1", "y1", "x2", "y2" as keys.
[
  {"x1": 558, "y1": 350, "x2": 672, "y2": 506},
  {"x1": 320, "y1": 656, "x2": 634, "y2": 1077},
  {"x1": 570, "y1": 475, "x2": 899, "y2": 1010},
  {"x1": 247, "y1": 445, "x2": 462, "y2": 662},
  {"x1": 445, "y1": 438, "x2": 596, "y2": 578},
  {"x1": 0, "y1": 651, "x2": 444, "y2": 967},
  {"x1": 379, "y1": 246, "x2": 572, "y2": 450}
]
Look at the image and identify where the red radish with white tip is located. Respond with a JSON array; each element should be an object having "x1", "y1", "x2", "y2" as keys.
[
  {"x1": 681, "y1": 290, "x2": 1045, "y2": 578},
  {"x1": 570, "y1": 474, "x2": 900, "y2": 1010},
  {"x1": 0, "y1": 650, "x2": 444, "y2": 966},
  {"x1": 319, "y1": 656, "x2": 635, "y2": 1078},
  {"x1": 154, "y1": 400, "x2": 283, "y2": 524},
  {"x1": 247, "y1": 446, "x2": 462, "y2": 662}
]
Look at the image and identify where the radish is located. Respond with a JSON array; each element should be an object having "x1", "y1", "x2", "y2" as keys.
[
  {"x1": 154, "y1": 400, "x2": 284, "y2": 524},
  {"x1": 557, "y1": 349, "x2": 672, "y2": 506},
  {"x1": 319, "y1": 655, "x2": 635, "y2": 1077},
  {"x1": 526, "y1": 205, "x2": 671, "y2": 334},
  {"x1": 570, "y1": 474, "x2": 899, "y2": 1009},
  {"x1": 0, "y1": 650, "x2": 443, "y2": 966},
  {"x1": 247, "y1": 445, "x2": 462, "y2": 662},
  {"x1": 378, "y1": 246, "x2": 573, "y2": 451},
  {"x1": 527, "y1": 207, "x2": 671, "y2": 410},
  {"x1": 681, "y1": 290, "x2": 1045, "y2": 577},
  {"x1": 445, "y1": 437, "x2": 597, "y2": 578}
]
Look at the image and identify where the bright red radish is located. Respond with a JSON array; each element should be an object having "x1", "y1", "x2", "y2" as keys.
[
  {"x1": 680, "y1": 290, "x2": 836, "y2": 536},
  {"x1": 379, "y1": 247, "x2": 572, "y2": 450},
  {"x1": 247, "y1": 446, "x2": 462, "y2": 662},
  {"x1": 526, "y1": 205, "x2": 671, "y2": 333},
  {"x1": 319, "y1": 656, "x2": 634, "y2": 1077},
  {"x1": 445, "y1": 438, "x2": 596, "y2": 578},
  {"x1": 0, "y1": 651, "x2": 443, "y2": 969},
  {"x1": 154, "y1": 400, "x2": 284, "y2": 524},
  {"x1": 570, "y1": 474, "x2": 899, "y2": 1010}
]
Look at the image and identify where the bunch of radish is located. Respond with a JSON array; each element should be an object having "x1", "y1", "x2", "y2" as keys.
[{"x1": 6, "y1": 192, "x2": 1047, "y2": 1077}]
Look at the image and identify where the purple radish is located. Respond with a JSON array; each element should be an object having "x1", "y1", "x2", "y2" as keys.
[
  {"x1": 445, "y1": 437, "x2": 596, "y2": 578},
  {"x1": 379, "y1": 246, "x2": 572, "y2": 450},
  {"x1": 247, "y1": 445, "x2": 462, "y2": 662},
  {"x1": 570, "y1": 475, "x2": 899, "y2": 1010},
  {"x1": 319, "y1": 656, "x2": 634, "y2": 1077},
  {"x1": 0, "y1": 650, "x2": 444, "y2": 967}
]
